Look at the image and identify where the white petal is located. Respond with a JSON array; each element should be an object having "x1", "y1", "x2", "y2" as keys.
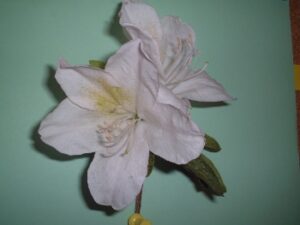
[
  {"x1": 120, "y1": 1, "x2": 162, "y2": 67},
  {"x1": 144, "y1": 102, "x2": 204, "y2": 164},
  {"x1": 160, "y1": 16, "x2": 195, "y2": 52},
  {"x1": 105, "y1": 40, "x2": 142, "y2": 91},
  {"x1": 38, "y1": 99, "x2": 129, "y2": 156},
  {"x1": 171, "y1": 70, "x2": 234, "y2": 102},
  {"x1": 87, "y1": 123, "x2": 149, "y2": 210},
  {"x1": 105, "y1": 40, "x2": 160, "y2": 113},
  {"x1": 56, "y1": 60, "x2": 117, "y2": 110},
  {"x1": 120, "y1": 1, "x2": 162, "y2": 44},
  {"x1": 160, "y1": 16, "x2": 196, "y2": 83},
  {"x1": 162, "y1": 41, "x2": 194, "y2": 84},
  {"x1": 157, "y1": 84, "x2": 189, "y2": 115}
]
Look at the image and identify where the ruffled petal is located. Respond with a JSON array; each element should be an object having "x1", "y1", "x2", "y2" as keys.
[
  {"x1": 120, "y1": 1, "x2": 162, "y2": 67},
  {"x1": 170, "y1": 70, "x2": 234, "y2": 102},
  {"x1": 161, "y1": 16, "x2": 195, "y2": 49},
  {"x1": 157, "y1": 83, "x2": 189, "y2": 114},
  {"x1": 87, "y1": 123, "x2": 149, "y2": 210},
  {"x1": 55, "y1": 59, "x2": 118, "y2": 111},
  {"x1": 38, "y1": 99, "x2": 129, "y2": 156},
  {"x1": 120, "y1": 0, "x2": 162, "y2": 44},
  {"x1": 143, "y1": 101, "x2": 204, "y2": 165},
  {"x1": 106, "y1": 40, "x2": 160, "y2": 113},
  {"x1": 160, "y1": 16, "x2": 196, "y2": 83},
  {"x1": 105, "y1": 40, "x2": 147, "y2": 93}
]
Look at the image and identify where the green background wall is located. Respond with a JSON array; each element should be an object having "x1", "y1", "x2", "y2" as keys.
[{"x1": 1, "y1": 0, "x2": 299, "y2": 224}]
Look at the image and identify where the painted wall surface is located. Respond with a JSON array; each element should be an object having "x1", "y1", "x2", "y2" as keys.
[{"x1": 1, "y1": 0, "x2": 299, "y2": 225}]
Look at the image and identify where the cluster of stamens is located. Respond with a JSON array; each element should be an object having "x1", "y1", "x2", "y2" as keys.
[{"x1": 97, "y1": 115, "x2": 140, "y2": 148}]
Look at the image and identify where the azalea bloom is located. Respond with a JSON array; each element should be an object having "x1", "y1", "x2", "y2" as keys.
[
  {"x1": 39, "y1": 40, "x2": 204, "y2": 210},
  {"x1": 120, "y1": 0, "x2": 233, "y2": 104}
]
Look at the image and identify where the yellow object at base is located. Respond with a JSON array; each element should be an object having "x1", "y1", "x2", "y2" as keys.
[
  {"x1": 128, "y1": 214, "x2": 144, "y2": 225},
  {"x1": 140, "y1": 219, "x2": 152, "y2": 225},
  {"x1": 128, "y1": 213, "x2": 152, "y2": 225}
]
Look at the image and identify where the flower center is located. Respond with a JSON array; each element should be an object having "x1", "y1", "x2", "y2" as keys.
[
  {"x1": 97, "y1": 114, "x2": 140, "y2": 148},
  {"x1": 92, "y1": 79, "x2": 140, "y2": 150}
]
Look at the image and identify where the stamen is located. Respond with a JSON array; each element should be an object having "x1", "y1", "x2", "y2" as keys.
[
  {"x1": 167, "y1": 61, "x2": 209, "y2": 90},
  {"x1": 198, "y1": 61, "x2": 209, "y2": 74},
  {"x1": 97, "y1": 115, "x2": 140, "y2": 148}
]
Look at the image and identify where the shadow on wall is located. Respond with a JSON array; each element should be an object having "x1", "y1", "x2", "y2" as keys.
[
  {"x1": 105, "y1": 2, "x2": 128, "y2": 45},
  {"x1": 190, "y1": 100, "x2": 229, "y2": 108}
]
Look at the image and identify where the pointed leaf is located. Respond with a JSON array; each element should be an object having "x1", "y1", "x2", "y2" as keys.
[
  {"x1": 183, "y1": 154, "x2": 226, "y2": 195},
  {"x1": 204, "y1": 134, "x2": 221, "y2": 152},
  {"x1": 89, "y1": 60, "x2": 106, "y2": 69}
]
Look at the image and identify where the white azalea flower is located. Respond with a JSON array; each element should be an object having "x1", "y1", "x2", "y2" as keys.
[
  {"x1": 39, "y1": 40, "x2": 204, "y2": 210},
  {"x1": 120, "y1": 0, "x2": 233, "y2": 103}
]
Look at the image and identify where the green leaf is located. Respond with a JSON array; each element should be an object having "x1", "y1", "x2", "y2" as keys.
[
  {"x1": 204, "y1": 134, "x2": 221, "y2": 152},
  {"x1": 183, "y1": 154, "x2": 226, "y2": 196},
  {"x1": 147, "y1": 152, "x2": 155, "y2": 177},
  {"x1": 89, "y1": 60, "x2": 105, "y2": 69}
]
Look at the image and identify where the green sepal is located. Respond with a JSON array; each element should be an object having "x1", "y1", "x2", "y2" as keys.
[
  {"x1": 89, "y1": 60, "x2": 106, "y2": 69},
  {"x1": 147, "y1": 152, "x2": 155, "y2": 177},
  {"x1": 183, "y1": 154, "x2": 226, "y2": 196},
  {"x1": 204, "y1": 134, "x2": 221, "y2": 152}
]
